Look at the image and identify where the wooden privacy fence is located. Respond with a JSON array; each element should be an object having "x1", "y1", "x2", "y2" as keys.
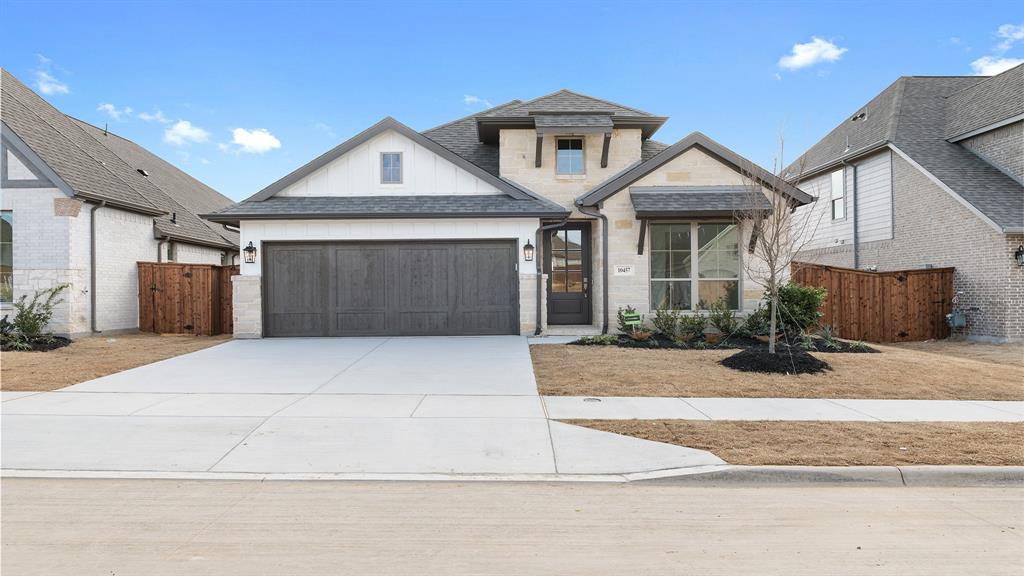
[
  {"x1": 791, "y1": 262, "x2": 955, "y2": 343},
  {"x1": 138, "y1": 262, "x2": 238, "y2": 336}
]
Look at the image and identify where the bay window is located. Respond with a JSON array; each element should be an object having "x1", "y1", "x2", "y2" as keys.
[{"x1": 650, "y1": 222, "x2": 740, "y2": 311}]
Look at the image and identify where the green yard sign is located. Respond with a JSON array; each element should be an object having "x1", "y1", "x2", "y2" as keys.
[{"x1": 622, "y1": 313, "x2": 642, "y2": 328}]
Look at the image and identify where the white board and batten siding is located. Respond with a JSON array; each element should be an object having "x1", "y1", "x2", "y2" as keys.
[
  {"x1": 277, "y1": 129, "x2": 504, "y2": 198},
  {"x1": 796, "y1": 149, "x2": 893, "y2": 250}
]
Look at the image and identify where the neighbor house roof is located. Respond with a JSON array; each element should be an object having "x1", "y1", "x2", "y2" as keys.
[
  {"x1": 205, "y1": 194, "x2": 568, "y2": 225},
  {"x1": 629, "y1": 186, "x2": 771, "y2": 218},
  {"x1": 945, "y1": 64, "x2": 1024, "y2": 140},
  {"x1": 1, "y1": 68, "x2": 238, "y2": 249},
  {"x1": 786, "y1": 66, "x2": 1024, "y2": 233},
  {"x1": 577, "y1": 131, "x2": 813, "y2": 208}
]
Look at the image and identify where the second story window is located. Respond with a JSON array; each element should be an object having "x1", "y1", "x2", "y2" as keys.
[
  {"x1": 381, "y1": 152, "x2": 403, "y2": 184},
  {"x1": 556, "y1": 138, "x2": 584, "y2": 175},
  {"x1": 830, "y1": 168, "x2": 845, "y2": 220}
]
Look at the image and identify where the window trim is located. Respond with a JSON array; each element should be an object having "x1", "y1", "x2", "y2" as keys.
[
  {"x1": 555, "y1": 137, "x2": 585, "y2": 176},
  {"x1": 1, "y1": 210, "x2": 13, "y2": 304},
  {"x1": 380, "y1": 151, "x2": 403, "y2": 184},
  {"x1": 830, "y1": 168, "x2": 846, "y2": 220},
  {"x1": 648, "y1": 220, "x2": 742, "y2": 312}
]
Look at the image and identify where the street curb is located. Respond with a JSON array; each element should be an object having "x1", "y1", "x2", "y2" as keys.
[{"x1": 638, "y1": 465, "x2": 1024, "y2": 486}]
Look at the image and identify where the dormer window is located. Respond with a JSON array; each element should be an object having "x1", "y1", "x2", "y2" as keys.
[
  {"x1": 556, "y1": 138, "x2": 584, "y2": 175},
  {"x1": 381, "y1": 152, "x2": 402, "y2": 184}
]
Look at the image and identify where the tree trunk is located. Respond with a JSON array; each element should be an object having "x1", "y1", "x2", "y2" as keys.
[{"x1": 768, "y1": 286, "x2": 779, "y2": 354}]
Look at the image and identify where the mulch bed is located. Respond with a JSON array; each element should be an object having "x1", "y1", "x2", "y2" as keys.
[
  {"x1": 0, "y1": 336, "x2": 72, "y2": 353},
  {"x1": 720, "y1": 348, "x2": 831, "y2": 375}
]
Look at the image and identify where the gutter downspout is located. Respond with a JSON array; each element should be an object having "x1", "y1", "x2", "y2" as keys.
[
  {"x1": 89, "y1": 201, "x2": 106, "y2": 333},
  {"x1": 575, "y1": 203, "x2": 609, "y2": 334},
  {"x1": 534, "y1": 217, "x2": 570, "y2": 336},
  {"x1": 842, "y1": 160, "x2": 860, "y2": 269}
]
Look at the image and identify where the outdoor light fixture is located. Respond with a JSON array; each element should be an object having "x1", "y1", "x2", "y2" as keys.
[
  {"x1": 1015, "y1": 244, "x2": 1024, "y2": 267},
  {"x1": 523, "y1": 240, "x2": 535, "y2": 262},
  {"x1": 243, "y1": 241, "x2": 258, "y2": 264}
]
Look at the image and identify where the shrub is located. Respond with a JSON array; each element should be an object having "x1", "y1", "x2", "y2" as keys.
[
  {"x1": 677, "y1": 312, "x2": 707, "y2": 339},
  {"x1": 651, "y1": 309, "x2": 680, "y2": 339},
  {"x1": 625, "y1": 329, "x2": 654, "y2": 342},
  {"x1": 741, "y1": 305, "x2": 771, "y2": 337},
  {"x1": 707, "y1": 299, "x2": 739, "y2": 336},
  {"x1": 574, "y1": 334, "x2": 619, "y2": 346},
  {"x1": 770, "y1": 283, "x2": 827, "y2": 336},
  {"x1": 616, "y1": 305, "x2": 641, "y2": 334},
  {"x1": 817, "y1": 324, "x2": 841, "y2": 350},
  {"x1": 797, "y1": 330, "x2": 817, "y2": 351},
  {"x1": 12, "y1": 284, "x2": 68, "y2": 338}
]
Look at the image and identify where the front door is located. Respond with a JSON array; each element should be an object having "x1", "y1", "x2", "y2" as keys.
[{"x1": 545, "y1": 222, "x2": 592, "y2": 325}]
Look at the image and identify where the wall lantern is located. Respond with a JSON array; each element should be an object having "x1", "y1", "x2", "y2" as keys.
[
  {"x1": 243, "y1": 241, "x2": 258, "y2": 264},
  {"x1": 523, "y1": 240, "x2": 535, "y2": 262},
  {"x1": 1015, "y1": 244, "x2": 1024, "y2": 268}
]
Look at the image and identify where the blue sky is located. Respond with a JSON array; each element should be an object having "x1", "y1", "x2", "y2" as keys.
[{"x1": 1, "y1": 1, "x2": 1020, "y2": 201}]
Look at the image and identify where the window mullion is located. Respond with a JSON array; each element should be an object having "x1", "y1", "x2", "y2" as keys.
[{"x1": 690, "y1": 222, "x2": 698, "y2": 311}]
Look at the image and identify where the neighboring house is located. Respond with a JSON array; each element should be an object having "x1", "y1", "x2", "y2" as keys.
[
  {"x1": 1, "y1": 69, "x2": 239, "y2": 336},
  {"x1": 787, "y1": 64, "x2": 1024, "y2": 342},
  {"x1": 207, "y1": 89, "x2": 810, "y2": 337}
]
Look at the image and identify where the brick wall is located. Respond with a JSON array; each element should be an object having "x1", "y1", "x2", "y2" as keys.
[
  {"x1": 89, "y1": 207, "x2": 160, "y2": 333},
  {"x1": 797, "y1": 152, "x2": 1020, "y2": 341},
  {"x1": 172, "y1": 241, "x2": 225, "y2": 265},
  {"x1": 960, "y1": 121, "x2": 1023, "y2": 182}
]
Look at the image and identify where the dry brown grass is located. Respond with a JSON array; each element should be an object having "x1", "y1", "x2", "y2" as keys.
[
  {"x1": 531, "y1": 344, "x2": 1024, "y2": 400},
  {"x1": 1, "y1": 333, "x2": 229, "y2": 391},
  {"x1": 889, "y1": 339, "x2": 1024, "y2": 367},
  {"x1": 568, "y1": 420, "x2": 1024, "y2": 466}
]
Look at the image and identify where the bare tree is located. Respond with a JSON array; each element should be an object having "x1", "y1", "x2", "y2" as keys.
[{"x1": 734, "y1": 137, "x2": 821, "y2": 354}]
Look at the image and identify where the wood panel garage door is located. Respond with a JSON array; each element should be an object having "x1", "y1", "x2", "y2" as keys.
[{"x1": 263, "y1": 241, "x2": 519, "y2": 337}]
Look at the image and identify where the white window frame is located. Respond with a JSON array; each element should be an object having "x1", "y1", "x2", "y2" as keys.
[
  {"x1": 0, "y1": 211, "x2": 12, "y2": 304},
  {"x1": 830, "y1": 168, "x2": 845, "y2": 220},
  {"x1": 555, "y1": 137, "x2": 585, "y2": 176},
  {"x1": 649, "y1": 221, "x2": 742, "y2": 311},
  {"x1": 381, "y1": 152, "x2": 403, "y2": 184}
]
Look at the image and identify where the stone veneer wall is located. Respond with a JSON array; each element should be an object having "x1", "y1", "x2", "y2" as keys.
[
  {"x1": 232, "y1": 274, "x2": 262, "y2": 338},
  {"x1": 518, "y1": 272, "x2": 548, "y2": 335}
]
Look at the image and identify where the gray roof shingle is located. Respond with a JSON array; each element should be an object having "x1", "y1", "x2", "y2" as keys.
[
  {"x1": 630, "y1": 186, "x2": 771, "y2": 216},
  {"x1": 946, "y1": 63, "x2": 1023, "y2": 139},
  {"x1": 787, "y1": 69, "x2": 1024, "y2": 232},
  {"x1": 533, "y1": 114, "x2": 614, "y2": 129},
  {"x1": 2, "y1": 69, "x2": 237, "y2": 249},
  {"x1": 205, "y1": 194, "x2": 569, "y2": 223},
  {"x1": 421, "y1": 101, "x2": 521, "y2": 177},
  {"x1": 481, "y1": 89, "x2": 656, "y2": 118}
]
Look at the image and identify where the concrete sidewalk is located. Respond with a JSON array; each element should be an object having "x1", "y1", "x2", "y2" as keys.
[{"x1": 543, "y1": 396, "x2": 1024, "y2": 422}]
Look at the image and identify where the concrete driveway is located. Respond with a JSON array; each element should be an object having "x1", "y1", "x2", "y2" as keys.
[{"x1": 1, "y1": 337, "x2": 724, "y2": 479}]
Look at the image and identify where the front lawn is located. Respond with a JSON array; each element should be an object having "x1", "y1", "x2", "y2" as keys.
[
  {"x1": 567, "y1": 420, "x2": 1024, "y2": 466},
  {"x1": 1, "y1": 333, "x2": 229, "y2": 391},
  {"x1": 531, "y1": 342, "x2": 1024, "y2": 400}
]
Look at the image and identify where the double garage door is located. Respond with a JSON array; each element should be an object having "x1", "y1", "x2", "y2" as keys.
[{"x1": 263, "y1": 241, "x2": 519, "y2": 337}]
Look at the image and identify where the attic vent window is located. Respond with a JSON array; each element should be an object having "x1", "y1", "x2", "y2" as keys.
[
  {"x1": 137, "y1": 169, "x2": 149, "y2": 177},
  {"x1": 850, "y1": 112, "x2": 866, "y2": 122}
]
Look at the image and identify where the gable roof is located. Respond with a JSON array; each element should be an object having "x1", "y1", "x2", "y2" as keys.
[
  {"x1": 577, "y1": 131, "x2": 813, "y2": 207},
  {"x1": 72, "y1": 118, "x2": 238, "y2": 248},
  {"x1": 244, "y1": 116, "x2": 545, "y2": 203},
  {"x1": 1, "y1": 68, "x2": 237, "y2": 249},
  {"x1": 786, "y1": 69, "x2": 1024, "y2": 233}
]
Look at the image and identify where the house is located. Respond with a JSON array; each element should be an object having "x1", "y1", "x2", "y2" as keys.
[
  {"x1": 788, "y1": 64, "x2": 1024, "y2": 342},
  {"x1": 207, "y1": 89, "x2": 811, "y2": 337},
  {"x1": 0, "y1": 69, "x2": 239, "y2": 336}
]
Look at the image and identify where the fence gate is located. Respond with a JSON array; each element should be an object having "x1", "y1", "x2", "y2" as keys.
[
  {"x1": 791, "y1": 262, "x2": 955, "y2": 343},
  {"x1": 138, "y1": 262, "x2": 239, "y2": 336}
]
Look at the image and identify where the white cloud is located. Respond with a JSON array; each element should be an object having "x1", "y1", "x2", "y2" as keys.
[
  {"x1": 163, "y1": 120, "x2": 210, "y2": 146},
  {"x1": 778, "y1": 37, "x2": 847, "y2": 70},
  {"x1": 137, "y1": 109, "x2": 171, "y2": 124},
  {"x1": 970, "y1": 55, "x2": 1024, "y2": 75},
  {"x1": 224, "y1": 128, "x2": 281, "y2": 154},
  {"x1": 199, "y1": 158, "x2": 211, "y2": 165},
  {"x1": 97, "y1": 103, "x2": 132, "y2": 121},
  {"x1": 35, "y1": 70, "x2": 69, "y2": 95},
  {"x1": 463, "y1": 94, "x2": 493, "y2": 108},
  {"x1": 995, "y1": 23, "x2": 1024, "y2": 52}
]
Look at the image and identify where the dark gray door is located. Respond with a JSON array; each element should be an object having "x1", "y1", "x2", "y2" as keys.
[
  {"x1": 263, "y1": 241, "x2": 518, "y2": 337},
  {"x1": 545, "y1": 222, "x2": 592, "y2": 325}
]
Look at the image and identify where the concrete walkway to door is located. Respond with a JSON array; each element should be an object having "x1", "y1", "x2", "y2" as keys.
[{"x1": 1, "y1": 337, "x2": 725, "y2": 479}]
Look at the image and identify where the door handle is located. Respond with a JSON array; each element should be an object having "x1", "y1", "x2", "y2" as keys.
[{"x1": 583, "y1": 277, "x2": 589, "y2": 295}]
